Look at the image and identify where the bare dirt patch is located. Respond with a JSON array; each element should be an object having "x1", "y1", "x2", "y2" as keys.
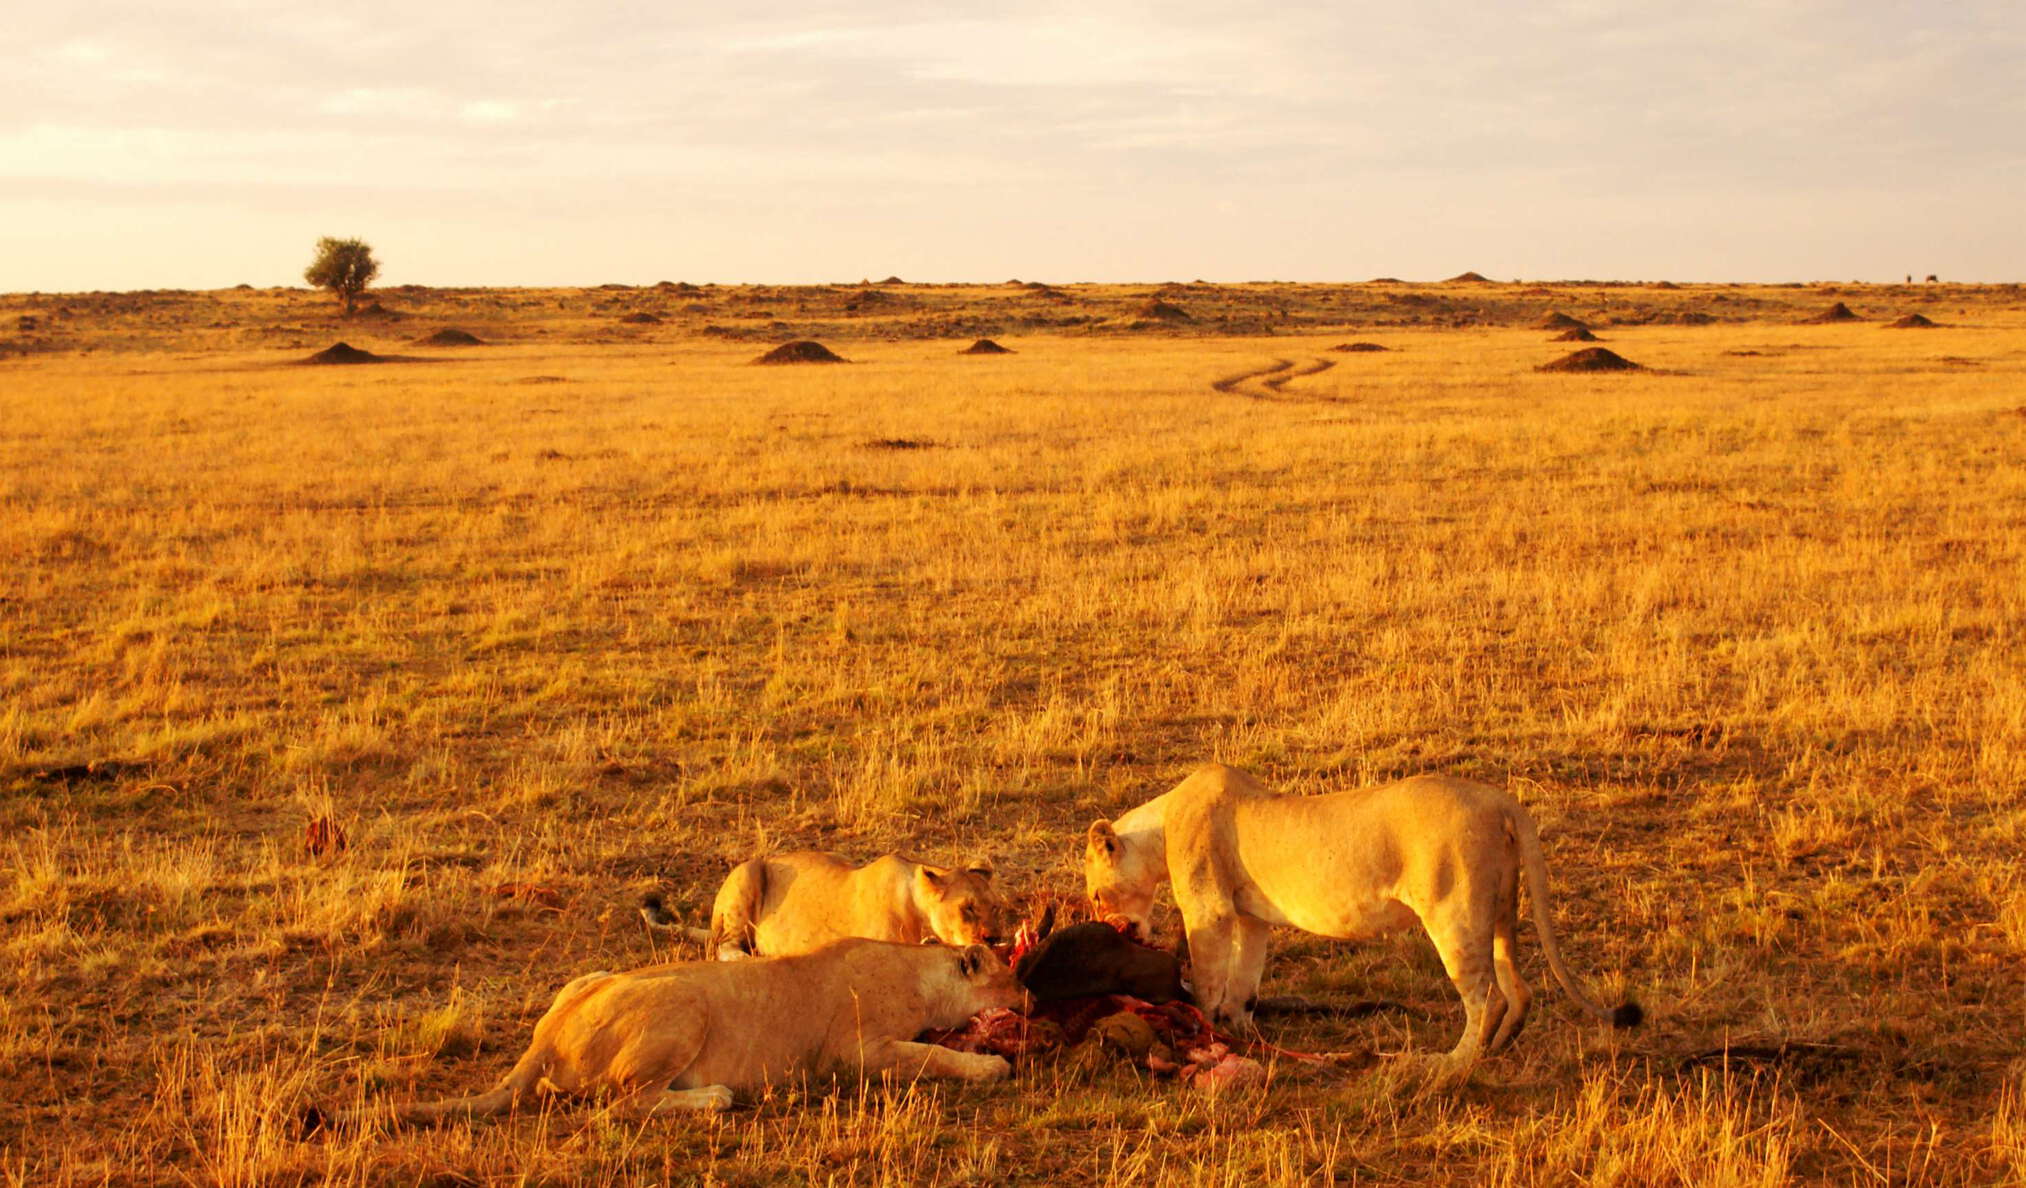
[
  {"x1": 754, "y1": 340, "x2": 848, "y2": 365},
  {"x1": 299, "y1": 342, "x2": 399, "y2": 365},
  {"x1": 413, "y1": 328, "x2": 485, "y2": 346},
  {"x1": 1538, "y1": 347, "x2": 1642, "y2": 372},
  {"x1": 1802, "y1": 302, "x2": 1862, "y2": 324}
]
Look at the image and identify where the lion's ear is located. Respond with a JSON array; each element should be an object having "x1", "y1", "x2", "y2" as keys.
[
  {"x1": 964, "y1": 859, "x2": 995, "y2": 880},
  {"x1": 1087, "y1": 820, "x2": 1118, "y2": 853},
  {"x1": 916, "y1": 865, "x2": 949, "y2": 892}
]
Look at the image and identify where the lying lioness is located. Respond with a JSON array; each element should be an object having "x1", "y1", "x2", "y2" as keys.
[
  {"x1": 1084, "y1": 764, "x2": 1640, "y2": 1072},
  {"x1": 307, "y1": 939, "x2": 1024, "y2": 1130},
  {"x1": 703, "y1": 851, "x2": 1007, "y2": 959}
]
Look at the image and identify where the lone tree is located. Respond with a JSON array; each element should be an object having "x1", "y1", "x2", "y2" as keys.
[{"x1": 303, "y1": 236, "x2": 380, "y2": 314}]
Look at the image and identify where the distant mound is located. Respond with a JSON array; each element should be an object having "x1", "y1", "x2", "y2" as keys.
[
  {"x1": 300, "y1": 341, "x2": 385, "y2": 365},
  {"x1": 618, "y1": 312, "x2": 663, "y2": 325},
  {"x1": 354, "y1": 301, "x2": 400, "y2": 318},
  {"x1": 1444, "y1": 271, "x2": 1493, "y2": 283},
  {"x1": 656, "y1": 281, "x2": 702, "y2": 293},
  {"x1": 1552, "y1": 328, "x2": 1601, "y2": 342},
  {"x1": 1135, "y1": 299, "x2": 1191, "y2": 321},
  {"x1": 960, "y1": 339, "x2": 1013, "y2": 355},
  {"x1": 1366, "y1": 277, "x2": 1404, "y2": 284},
  {"x1": 1329, "y1": 342, "x2": 1390, "y2": 352},
  {"x1": 1536, "y1": 312, "x2": 1590, "y2": 331},
  {"x1": 753, "y1": 340, "x2": 847, "y2": 365},
  {"x1": 1538, "y1": 347, "x2": 1641, "y2": 373},
  {"x1": 414, "y1": 328, "x2": 484, "y2": 346},
  {"x1": 879, "y1": 275, "x2": 905, "y2": 285},
  {"x1": 1885, "y1": 313, "x2": 1939, "y2": 329},
  {"x1": 1026, "y1": 285, "x2": 1071, "y2": 301},
  {"x1": 1802, "y1": 302, "x2": 1861, "y2": 324}
]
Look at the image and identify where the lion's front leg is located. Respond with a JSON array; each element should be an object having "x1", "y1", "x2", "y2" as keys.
[
  {"x1": 859, "y1": 1039, "x2": 1011, "y2": 1084},
  {"x1": 1179, "y1": 913, "x2": 1239, "y2": 1027},
  {"x1": 1223, "y1": 917, "x2": 1271, "y2": 1033}
]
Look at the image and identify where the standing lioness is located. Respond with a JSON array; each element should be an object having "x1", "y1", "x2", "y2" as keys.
[
  {"x1": 307, "y1": 939, "x2": 1023, "y2": 1130},
  {"x1": 1084, "y1": 764, "x2": 1640, "y2": 1072},
  {"x1": 708, "y1": 851, "x2": 1006, "y2": 959}
]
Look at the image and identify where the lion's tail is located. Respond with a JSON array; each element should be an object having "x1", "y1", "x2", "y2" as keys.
[
  {"x1": 708, "y1": 857, "x2": 768, "y2": 959},
  {"x1": 1511, "y1": 804, "x2": 1643, "y2": 1029},
  {"x1": 302, "y1": 971, "x2": 614, "y2": 1135}
]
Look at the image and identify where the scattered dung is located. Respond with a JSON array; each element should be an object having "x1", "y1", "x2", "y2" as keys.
[
  {"x1": 1134, "y1": 299, "x2": 1192, "y2": 321},
  {"x1": 1802, "y1": 302, "x2": 1862, "y2": 324},
  {"x1": 1536, "y1": 312, "x2": 1590, "y2": 331},
  {"x1": 1537, "y1": 347, "x2": 1643, "y2": 373},
  {"x1": 414, "y1": 328, "x2": 484, "y2": 346},
  {"x1": 1329, "y1": 342, "x2": 1390, "y2": 352},
  {"x1": 618, "y1": 312, "x2": 663, "y2": 325},
  {"x1": 1444, "y1": 271, "x2": 1494, "y2": 283},
  {"x1": 1552, "y1": 328, "x2": 1601, "y2": 342},
  {"x1": 753, "y1": 340, "x2": 847, "y2": 365},
  {"x1": 960, "y1": 339, "x2": 1013, "y2": 355},
  {"x1": 1885, "y1": 314, "x2": 1939, "y2": 329},
  {"x1": 300, "y1": 341, "x2": 385, "y2": 365}
]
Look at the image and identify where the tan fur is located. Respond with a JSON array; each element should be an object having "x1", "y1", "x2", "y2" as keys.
[
  {"x1": 709, "y1": 851, "x2": 1006, "y2": 959},
  {"x1": 323, "y1": 939, "x2": 1024, "y2": 1128},
  {"x1": 1085, "y1": 764, "x2": 1638, "y2": 1075}
]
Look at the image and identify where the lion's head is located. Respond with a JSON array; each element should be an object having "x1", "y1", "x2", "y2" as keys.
[
  {"x1": 1083, "y1": 820, "x2": 1160, "y2": 937},
  {"x1": 913, "y1": 862, "x2": 1008, "y2": 946}
]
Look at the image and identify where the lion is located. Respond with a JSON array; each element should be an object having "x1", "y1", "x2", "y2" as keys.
[
  {"x1": 683, "y1": 851, "x2": 1007, "y2": 959},
  {"x1": 1084, "y1": 764, "x2": 1640, "y2": 1073},
  {"x1": 305, "y1": 939, "x2": 1024, "y2": 1130}
]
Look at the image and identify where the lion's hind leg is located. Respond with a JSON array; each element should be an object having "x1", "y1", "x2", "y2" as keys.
[
  {"x1": 1487, "y1": 916, "x2": 1532, "y2": 1053},
  {"x1": 1424, "y1": 912, "x2": 1497, "y2": 1074},
  {"x1": 615, "y1": 1086, "x2": 736, "y2": 1116}
]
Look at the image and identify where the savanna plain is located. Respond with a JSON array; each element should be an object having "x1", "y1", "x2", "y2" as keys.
[{"x1": 3, "y1": 278, "x2": 2025, "y2": 1185}]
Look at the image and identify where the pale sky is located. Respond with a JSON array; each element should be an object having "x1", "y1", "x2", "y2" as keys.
[{"x1": 4, "y1": 1, "x2": 2022, "y2": 290}]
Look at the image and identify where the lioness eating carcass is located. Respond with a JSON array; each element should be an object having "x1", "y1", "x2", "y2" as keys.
[
  {"x1": 1084, "y1": 764, "x2": 1639, "y2": 1073},
  {"x1": 305, "y1": 939, "x2": 1024, "y2": 1130}
]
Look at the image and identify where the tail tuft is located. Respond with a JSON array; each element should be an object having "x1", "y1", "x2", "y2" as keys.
[{"x1": 1610, "y1": 1001, "x2": 1644, "y2": 1029}]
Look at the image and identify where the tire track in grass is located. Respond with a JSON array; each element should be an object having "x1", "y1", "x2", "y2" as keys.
[
  {"x1": 1211, "y1": 357, "x2": 1293, "y2": 396},
  {"x1": 1211, "y1": 356, "x2": 1340, "y2": 401},
  {"x1": 1263, "y1": 356, "x2": 1337, "y2": 393}
]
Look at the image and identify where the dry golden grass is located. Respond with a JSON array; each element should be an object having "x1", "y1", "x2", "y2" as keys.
[{"x1": 3, "y1": 282, "x2": 2025, "y2": 1185}]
